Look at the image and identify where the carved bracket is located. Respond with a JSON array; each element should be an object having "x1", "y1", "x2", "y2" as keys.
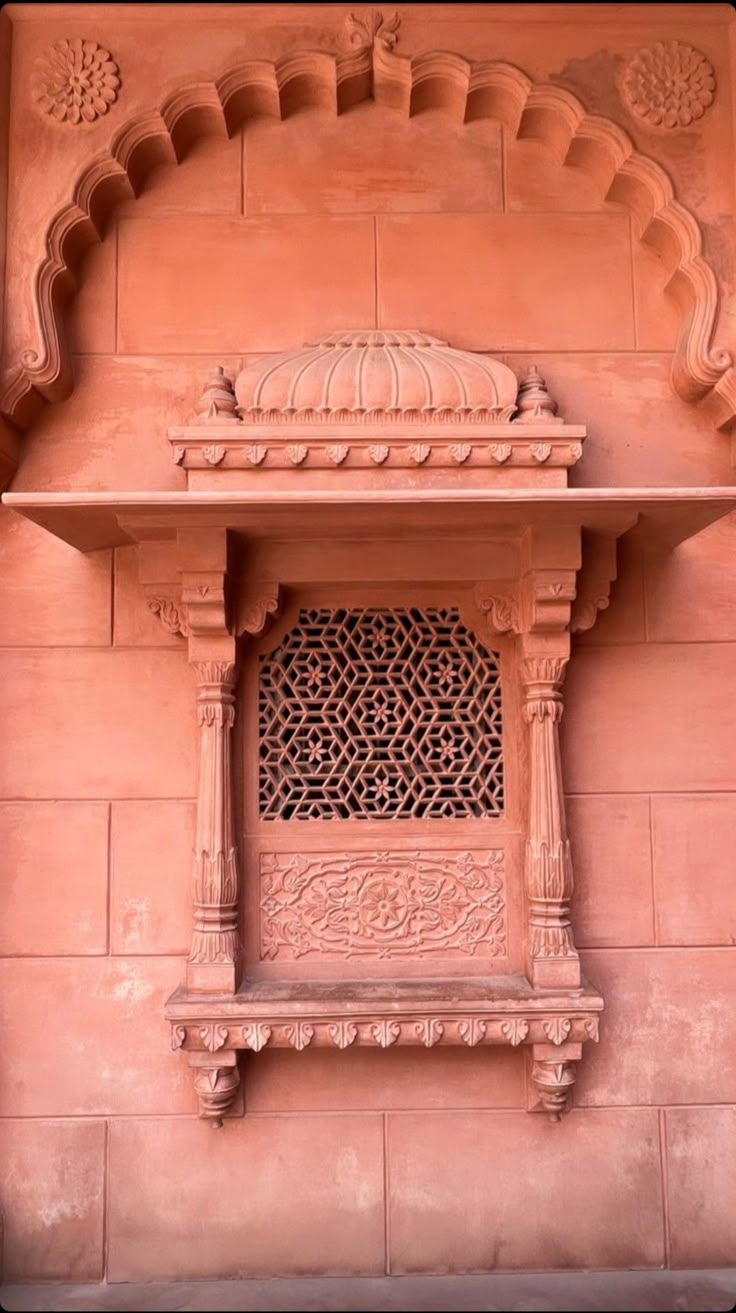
[
  {"x1": 528, "y1": 1044, "x2": 581, "y2": 1121},
  {"x1": 169, "y1": 1002, "x2": 600, "y2": 1123},
  {"x1": 189, "y1": 1050, "x2": 240, "y2": 1127},
  {"x1": 475, "y1": 583, "x2": 520, "y2": 635},
  {"x1": 571, "y1": 532, "x2": 618, "y2": 633},
  {"x1": 147, "y1": 594, "x2": 189, "y2": 637},
  {"x1": 475, "y1": 571, "x2": 577, "y2": 637},
  {"x1": 236, "y1": 585, "x2": 281, "y2": 637}
]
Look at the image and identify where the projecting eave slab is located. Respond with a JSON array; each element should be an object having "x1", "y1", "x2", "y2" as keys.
[{"x1": 3, "y1": 487, "x2": 736, "y2": 552}]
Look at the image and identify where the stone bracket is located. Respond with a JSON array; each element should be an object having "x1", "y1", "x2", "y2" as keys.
[
  {"x1": 476, "y1": 531, "x2": 619, "y2": 642},
  {"x1": 169, "y1": 986, "x2": 602, "y2": 1122},
  {"x1": 527, "y1": 1042, "x2": 584, "y2": 1121},
  {"x1": 138, "y1": 535, "x2": 280, "y2": 649}
]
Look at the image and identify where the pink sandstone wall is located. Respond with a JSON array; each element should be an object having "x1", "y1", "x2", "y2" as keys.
[{"x1": 1, "y1": 1, "x2": 736, "y2": 1281}]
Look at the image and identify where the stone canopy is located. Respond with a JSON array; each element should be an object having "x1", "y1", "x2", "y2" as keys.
[{"x1": 234, "y1": 330, "x2": 520, "y2": 423}]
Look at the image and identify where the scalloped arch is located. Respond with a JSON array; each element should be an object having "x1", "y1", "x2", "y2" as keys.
[{"x1": 2, "y1": 39, "x2": 735, "y2": 443}]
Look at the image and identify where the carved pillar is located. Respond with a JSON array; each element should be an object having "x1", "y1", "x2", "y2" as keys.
[
  {"x1": 172, "y1": 529, "x2": 240, "y2": 996},
  {"x1": 145, "y1": 529, "x2": 279, "y2": 1004},
  {"x1": 188, "y1": 657, "x2": 239, "y2": 992},
  {"x1": 522, "y1": 653, "x2": 580, "y2": 990}
]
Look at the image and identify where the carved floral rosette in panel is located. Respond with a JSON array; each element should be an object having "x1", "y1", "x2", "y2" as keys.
[{"x1": 259, "y1": 849, "x2": 506, "y2": 961}]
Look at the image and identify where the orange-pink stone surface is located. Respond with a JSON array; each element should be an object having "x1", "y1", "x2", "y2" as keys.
[{"x1": 1, "y1": 0, "x2": 736, "y2": 1285}]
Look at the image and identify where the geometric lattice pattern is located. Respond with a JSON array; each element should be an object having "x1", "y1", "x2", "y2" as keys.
[{"x1": 258, "y1": 607, "x2": 503, "y2": 820}]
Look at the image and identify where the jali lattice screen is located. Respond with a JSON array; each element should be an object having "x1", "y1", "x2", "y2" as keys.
[{"x1": 258, "y1": 607, "x2": 503, "y2": 820}]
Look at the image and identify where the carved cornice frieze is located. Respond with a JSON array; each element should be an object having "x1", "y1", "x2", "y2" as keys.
[
  {"x1": 169, "y1": 1013, "x2": 600, "y2": 1053},
  {"x1": 167, "y1": 433, "x2": 586, "y2": 471}
]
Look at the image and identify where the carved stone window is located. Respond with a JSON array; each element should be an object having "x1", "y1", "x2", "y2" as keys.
[
  {"x1": 258, "y1": 606, "x2": 504, "y2": 821},
  {"x1": 6, "y1": 329, "x2": 734, "y2": 1128}
]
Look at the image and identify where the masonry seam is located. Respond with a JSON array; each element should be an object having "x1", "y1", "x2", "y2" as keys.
[
  {"x1": 649, "y1": 794, "x2": 659, "y2": 946},
  {"x1": 659, "y1": 1107, "x2": 672, "y2": 1268}
]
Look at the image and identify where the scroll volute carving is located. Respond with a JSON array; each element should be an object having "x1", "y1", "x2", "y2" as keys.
[
  {"x1": 475, "y1": 582, "x2": 519, "y2": 637},
  {"x1": 477, "y1": 535, "x2": 619, "y2": 641},
  {"x1": 236, "y1": 584, "x2": 280, "y2": 638},
  {"x1": 138, "y1": 540, "x2": 188, "y2": 638}
]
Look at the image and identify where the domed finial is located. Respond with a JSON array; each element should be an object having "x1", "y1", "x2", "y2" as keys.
[
  {"x1": 515, "y1": 365, "x2": 562, "y2": 423},
  {"x1": 195, "y1": 366, "x2": 239, "y2": 424}
]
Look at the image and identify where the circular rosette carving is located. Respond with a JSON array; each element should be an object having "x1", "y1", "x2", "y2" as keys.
[
  {"x1": 623, "y1": 41, "x2": 715, "y2": 129},
  {"x1": 31, "y1": 39, "x2": 120, "y2": 125},
  {"x1": 357, "y1": 873, "x2": 411, "y2": 936}
]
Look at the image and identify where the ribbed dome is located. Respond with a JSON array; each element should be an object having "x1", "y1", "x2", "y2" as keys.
[{"x1": 234, "y1": 330, "x2": 518, "y2": 423}]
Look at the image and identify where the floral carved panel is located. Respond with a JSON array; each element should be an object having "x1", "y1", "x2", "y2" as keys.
[{"x1": 259, "y1": 849, "x2": 506, "y2": 961}]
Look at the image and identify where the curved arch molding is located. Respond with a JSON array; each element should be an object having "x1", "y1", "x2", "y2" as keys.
[{"x1": 2, "y1": 39, "x2": 735, "y2": 456}]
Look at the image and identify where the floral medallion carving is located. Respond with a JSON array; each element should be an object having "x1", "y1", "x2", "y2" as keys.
[
  {"x1": 260, "y1": 850, "x2": 506, "y2": 960},
  {"x1": 31, "y1": 39, "x2": 121, "y2": 125},
  {"x1": 622, "y1": 41, "x2": 715, "y2": 129}
]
